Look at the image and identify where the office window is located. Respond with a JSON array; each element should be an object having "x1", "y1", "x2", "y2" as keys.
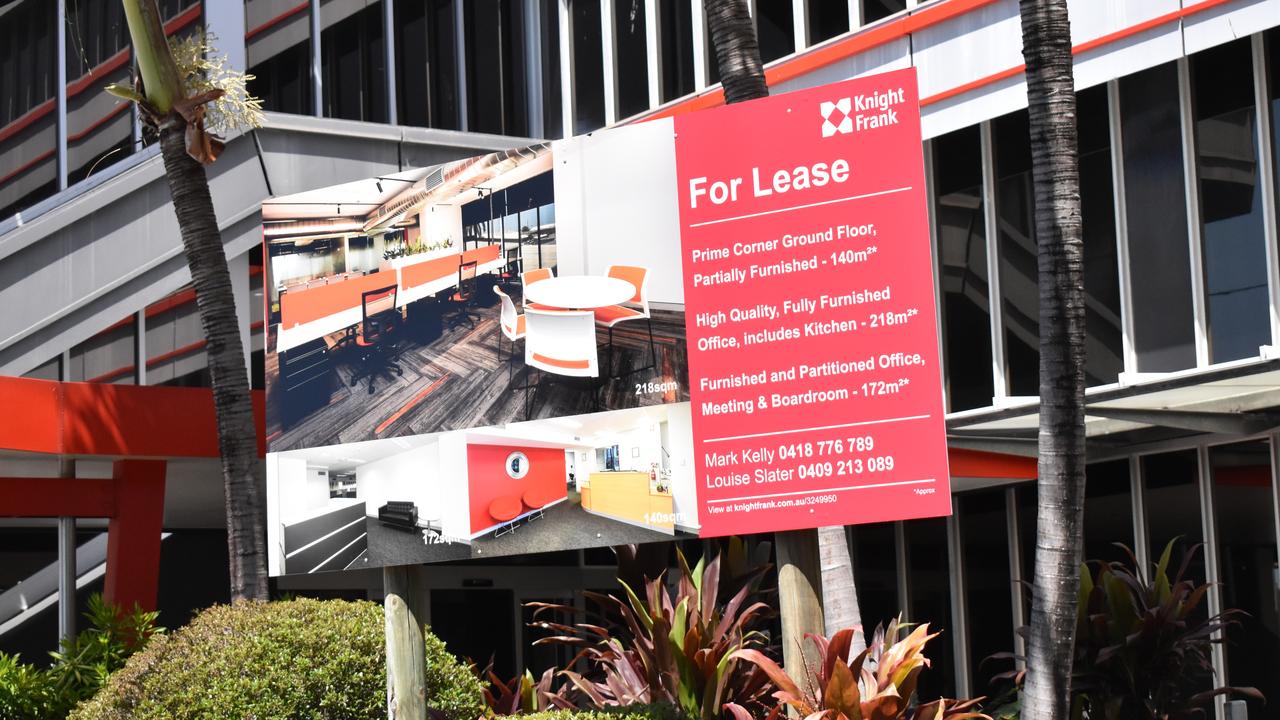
[
  {"x1": 1141, "y1": 450, "x2": 1207, "y2": 601},
  {"x1": 1118, "y1": 62, "x2": 1196, "y2": 372},
  {"x1": 807, "y1": 0, "x2": 850, "y2": 44},
  {"x1": 904, "y1": 517, "x2": 956, "y2": 700},
  {"x1": 659, "y1": 0, "x2": 696, "y2": 103},
  {"x1": 1210, "y1": 440, "x2": 1279, "y2": 720},
  {"x1": 22, "y1": 356, "x2": 61, "y2": 381},
  {"x1": 1077, "y1": 86, "x2": 1123, "y2": 385},
  {"x1": 68, "y1": 316, "x2": 136, "y2": 385},
  {"x1": 397, "y1": 0, "x2": 460, "y2": 130},
  {"x1": 246, "y1": 0, "x2": 313, "y2": 114},
  {"x1": 431, "y1": 589, "x2": 517, "y2": 677},
  {"x1": 615, "y1": 0, "x2": 650, "y2": 119},
  {"x1": 0, "y1": 0, "x2": 58, "y2": 220},
  {"x1": 850, "y1": 522, "x2": 900, "y2": 634},
  {"x1": 992, "y1": 110, "x2": 1038, "y2": 397},
  {"x1": 755, "y1": 0, "x2": 794, "y2": 63},
  {"x1": 1083, "y1": 460, "x2": 1132, "y2": 564},
  {"x1": 1192, "y1": 39, "x2": 1270, "y2": 363},
  {"x1": 462, "y1": 172, "x2": 555, "y2": 272},
  {"x1": 466, "y1": 0, "x2": 529, "y2": 136},
  {"x1": 863, "y1": 0, "x2": 907, "y2": 25},
  {"x1": 322, "y1": 3, "x2": 388, "y2": 123},
  {"x1": 147, "y1": 285, "x2": 211, "y2": 387},
  {"x1": 932, "y1": 127, "x2": 994, "y2": 411},
  {"x1": 1270, "y1": 30, "x2": 1280, "y2": 261},
  {"x1": 572, "y1": 0, "x2": 606, "y2": 134},
  {"x1": 959, "y1": 490, "x2": 1015, "y2": 693},
  {"x1": 539, "y1": 0, "x2": 563, "y2": 138}
]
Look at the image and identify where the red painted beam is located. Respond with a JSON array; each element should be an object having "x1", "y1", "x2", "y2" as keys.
[
  {"x1": 104, "y1": 459, "x2": 166, "y2": 612},
  {"x1": 0, "y1": 477, "x2": 117, "y2": 517},
  {"x1": 948, "y1": 447, "x2": 1036, "y2": 479}
]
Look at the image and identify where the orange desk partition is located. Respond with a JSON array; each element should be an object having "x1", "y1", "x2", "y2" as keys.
[{"x1": 279, "y1": 272, "x2": 397, "y2": 329}]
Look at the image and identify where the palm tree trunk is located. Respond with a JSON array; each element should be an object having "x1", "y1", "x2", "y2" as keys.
[
  {"x1": 704, "y1": 0, "x2": 767, "y2": 103},
  {"x1": 818, "y1": 526, "x2": 864, "y2": 651},
  {"x1": 157, "y1": 122, "x2": 269, "y2": 603},
  {"x1": 1018, "y1": 0, "x2": 1086, "y2": 717}
]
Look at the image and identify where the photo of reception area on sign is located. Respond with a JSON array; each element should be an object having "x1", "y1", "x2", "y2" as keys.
[
  {"x1": 463, "y1": 403, "x2": 699, "y2": 559},
  {"x1": 266, "y1": 435, "x2": 472, "y2": 575},
  {"x1": 263, "y1": 126, "x2": 690, "y2": 454},
  {"x1": 266, "y1": 402, "x2": 700, "y2": 576}
]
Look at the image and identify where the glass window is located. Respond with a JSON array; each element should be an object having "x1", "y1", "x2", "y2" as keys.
[
  {"x1": 69, "y1": 316, "x2": 136, "y2": 384},
  {"x1": 863, "y1": 0, "x2": 906, "y2": 25},
  {"x1": 958, "y1": 490, "x2": 1015, "y2": 693},
  {"x1": 1209, "y1": 440, "x2": 1279, "y2": 720},
  {"x1": 247, "y1": 0, "x2": 314, "y2": 114},
  {"x1": 807, "y1": 0, "x2": 849, "y2": 44},
  {"x1": 615, "y1": 0, "x2": 649, "y2": 118},
  {"x1": 22, "y1": 355, "x2": 61, "y2": 381},
  {"x1": 992, "y1": 110, "x2": 1038, "y2": 396},
  {"x1": 322, "y1": 3, "x2": 388, "y2": 123},
  {"x1": 850, "y1": 521, "x2": 900, "y2": 635},
  {"x1": 540, "y1": 0, "x2": 562, "y2": 138},
  {"x1": 146, "y1": 285, "x2": 211, "y2": 387},
  {"x1": 397, "y1": 0, "x2": 460, "y2": 130},
  {"x1": 0, "y1": 0, "x2": 58, "y2": 220},
  {"x1": 904, "y1": 517, "x2": 956, "y2": 700},
  {"x1": 1077, "y1": 86, "x2": 1124, "y2": 385},
  {"x1": 431, "y1": 589, "x2": 517, "y2": 677},
  {"x1": 932, "y1": 127, "x2": 994, "y2": 411},
  {"x1": 571, "y1": 0, "x2": 605, "y2": 134},
  {"x1": 755, "y1": 1, "x2": 794, "y2": 64},
  {"x1": 1083, "y1": 459, "x2": 1132, "y2": 564},
  {"x1": 1141, "y1": 450, "x2": 1207, "y2": 595},
  {"x1": 658, "y1": 0, "x2": 696, "y2": 103},
  {"x1": 1270, "y1": 30, "x2": 1280, "y2": 276},
  {"x1": 465, "y1": 0, "x2": 529, "y2": 136},
  {"x1": 1118, "y1": 62, "x2": 1197, "y2": 372},
  {"x1": 1192, "y1": 39, "x2": 1270, "y2": 363}
]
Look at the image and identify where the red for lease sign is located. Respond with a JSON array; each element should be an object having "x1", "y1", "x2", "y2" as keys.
[{"x1": 674, "y1": 67, "x2": 952, "y2": 536}]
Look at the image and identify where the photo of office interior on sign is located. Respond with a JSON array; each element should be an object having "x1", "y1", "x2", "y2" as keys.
[
  {"x1": 262, "y1": 131, "x2": 691, "y2": 454},
  {"x1": 266, "y1": 403, "x2": 700, "y2": 575}
]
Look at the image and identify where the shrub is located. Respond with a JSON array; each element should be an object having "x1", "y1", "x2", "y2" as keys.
[
  {"x1": 70, "y1": 598, "x2": 484, "y2": 720},
  {"x1": 516, "y1": 705, "x2": 688, "y2": 720},
  {"x1": 726, "y1": 619, "x2": 988, "y2": 720},
  {"x1": 0, "y1": 594, "x2": 160, "y2": 720}
]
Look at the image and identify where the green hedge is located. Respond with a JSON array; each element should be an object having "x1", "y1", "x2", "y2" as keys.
[{"x1": 70, "y1": 598, "x2": 484, "y2": 720}]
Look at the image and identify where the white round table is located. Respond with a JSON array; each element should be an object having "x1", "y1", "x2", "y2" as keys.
[{"x1": 523, "y1": 276, "x2": 635, "y2": 310}]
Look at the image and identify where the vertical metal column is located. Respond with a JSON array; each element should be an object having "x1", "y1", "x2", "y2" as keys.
[
  {"x1": 455, "y1": 0, "x2": 469, "y2": 131},
  {"x1": 1176, "y1": 57, "x2": 1209, "y2": 367},
  {"x1": 1005, "y1": 486, "x2": 1026, "y2": 667},
  {"x1": 310, "y1": 0, "x2": 323, "y2": 117},
  {"x1": 384, "y1": 0, "x2": 399, "y2": 125},
  {"x1": 979, "y1": 121, "x2": 1007, "y2": 401},
  {"x1": 847, "y1": 0, "x2": 862, "y2": 31},
  {"x1": 1129, "y1": 454, "x2": 1150, "y2": 571},
  {"x1": 894, "y1": 521, "x2": 910, "y2": 620},
  {"x1": 56, "y1": 0, "x2": 68, "y2": 190},
  {"x1": 559, "y1": 0, "x2": 575, "y2": 137},
  {"x1": 524, "y1": 0, "x2": 545, "y2": 138},
  {"x1": 645, "y1": 0, "x2": 662, "y2": 110},
  {"x1": 791, "y1": 0, "x2": 808, "y2": 55},
  {"x1": 134, "y1": 310, "x2": 146, "y2": 385},
  {"x1": 946, "y1": 513, "x2": 971, "y2": 698},
  {"x1": 1196, "y1": 445, "x2": 1227, "y2": 720},
  {"x1": 1107, "y1": 79, "x2": 1138, "y2": 376},
  {"x1": 691, "y1": 0, "x2": 709, "y2": 91},
  {"x1": 57, "y1": 458, "x2": 76, "y2": 642},
  {"x1": 601, "y1": 0, "x2": 618, "y2": 125}
]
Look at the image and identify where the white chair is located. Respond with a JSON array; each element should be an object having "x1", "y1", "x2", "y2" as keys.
[
  {"x1": 594, "y1": 265, "x2": 656, "y2": 377},
  {"x1": 522, "y1": 308, "x2": 600, "y2": 418},
  {"x1": 492, "y1": 285, "x2": 525, "y2": 378},
  {"x1": 520, "y1": 267, "x2": 556, "y2": 309}
]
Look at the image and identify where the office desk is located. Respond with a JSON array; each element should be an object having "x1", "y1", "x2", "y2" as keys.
[{"x1": 276, "y1": 246, "x2": 502, "y2": 352}]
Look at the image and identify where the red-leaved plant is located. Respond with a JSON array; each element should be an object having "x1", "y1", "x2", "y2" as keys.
[{"x1": 725, "y1": 619, "x2": 989, "y2": 720}]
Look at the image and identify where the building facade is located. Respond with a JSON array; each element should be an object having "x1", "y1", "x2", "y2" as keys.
[{"x1": 2, "y1": 0, "x2": 1279, "y2": 715}]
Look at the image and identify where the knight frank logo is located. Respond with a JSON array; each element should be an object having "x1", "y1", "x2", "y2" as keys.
[{"x1": 820, "y1": 97, "x2": 853, "y2": 137}]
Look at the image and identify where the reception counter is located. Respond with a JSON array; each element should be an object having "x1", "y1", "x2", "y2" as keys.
[{"x1": 581, "y1": 472, "x2": 674, "y2": 533}]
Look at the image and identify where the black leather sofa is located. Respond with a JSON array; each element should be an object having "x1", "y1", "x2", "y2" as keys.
[{"x1": 378, "y1": 501, "x2": 418, "y2": 531}]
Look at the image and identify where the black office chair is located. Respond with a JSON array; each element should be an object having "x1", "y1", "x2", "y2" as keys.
[
  {"x1": 349, "y1": 285, "x2": 403, "y2": 393},
  {"x1": 445, "y1": 260, "x2": 479, "y2": 329},
  {"x1": 497, "y1": 247, "x2": 522, "y2": 289}
]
